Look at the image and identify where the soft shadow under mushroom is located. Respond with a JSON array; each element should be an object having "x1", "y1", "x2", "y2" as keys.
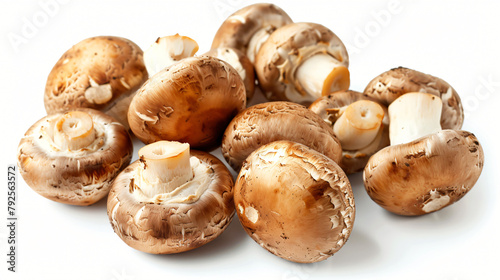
[
  {"x1": 146, "y1": 217, "x2": 249, "y2": 262},
  {"x1": 328, "y1": 229, "x2": 381, "y2": 268}
]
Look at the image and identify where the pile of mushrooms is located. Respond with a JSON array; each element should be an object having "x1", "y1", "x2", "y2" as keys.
[
  {"x1": 16, "y1": 2, "x2": 485, "y2": 264},
  {"x1": 362, "y1": 68, "x2": 484, "y2": 215}
]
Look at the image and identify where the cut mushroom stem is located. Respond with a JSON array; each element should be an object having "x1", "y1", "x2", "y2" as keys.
[
  {"x1": 144, "y1": 34, "x2": 199, "y2": 76},
  {"x1": 136, "y1": 141, "x2": 193, "y2": 198},
  {"x1": 84, "y1": 77, "x2": 113, "y2": 105},
  {"x1": 333, "y1": 100, "x2": 385, "y2": 150},
  {"x1": 53, "y1": 111, "x2": 96, "y2": 151},
  {"x1": 296, "y1": 54, "x2": 350, "y2": 98},
  {"x1": 389, "y1": 92, "x2": 442, "y2": 145}
]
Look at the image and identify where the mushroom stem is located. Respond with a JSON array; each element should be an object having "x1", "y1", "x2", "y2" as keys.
[
  {"x1": 136, "y1": 141, "x2": 193, "y2": 198},
  {"x1": 247, "y1": 28, "x2": 272, "y2": 63},
  {"x1": 296, "y1": 54, "x2": 350, "y2": 98},
  {"x1": 388, "y1": 92, "x2": 442, "y2": 145},
  {"x1": 53, "y1": 111, "x2": 96, "y2": 151},
  {"x1": 84, "y1": 77, "x2": 113, "y2": 105},
  {"x1": 144, "y1": 34, "x2": 199, "y2": 76},
  {"x1": 333, "y1": 100, "x2": 385, "y2": 150}
]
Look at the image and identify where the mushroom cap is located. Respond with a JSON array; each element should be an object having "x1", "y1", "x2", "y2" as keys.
[
  {"x1": 309, "y1": 90, "x2": 390, "y2": 174},
  {"x1": 255, "y1": 22, "x2": 349, "y2": 103},
  {"x1": 107, "y1": 151, "x2": 234, "y2": 254},
  {"x1": 203, "y1": 47, "x2": 255, "y2": 101},
  {"x1": 211, "y1": 3, "x2": 293, "y2": 57},
  {"x1": 363, "y1": 130, "x2": 484, "y2": 216},
  {"x1": 221, "y1": 101, "x2": 343, "y2": 171},
  {"x1": 44, "y1": 36, "x2": 148, "y2": 127},
  {"x1": 128, "y1": 56, "x2": 246, "y2": 149},
  {"x1": 235, "y1": 140, "x2": 355, "y2": 263},
  {"x1": 17, "y1": 108, "x2": 133, "y2": 206},
  {"x1": 363, "y1": 67, "x2": 463, "y2": 130}
]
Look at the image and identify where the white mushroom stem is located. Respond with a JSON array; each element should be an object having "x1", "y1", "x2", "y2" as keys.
[
  {"x1": 333, "y1": 100, "x2": 385, "y2": 150},
  {"x1": 247, "y1": 28, "x2": 271, "y2": 63},
  {"x1": 136, "y1": 141, "x2": 193, "y2": 198},
  {"x1": 296, "y1": 54, "x2": 350, "y2": 98},
  {"x1": 84, "y1": 77, "x2": 113, "y2": 105},
  {"x1": 53, "y1": 111, "x2": 96, "y2": 151},
  {"x1": 388, "y1": 92, "x2": 443, "y2": 146},
  {"x1": 144, "y1": 34, "x2": 199, "y2": 76}
]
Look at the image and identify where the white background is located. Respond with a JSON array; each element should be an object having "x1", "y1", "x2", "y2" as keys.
[{"x1": 1, "y1": 0, "x2": 499, "y2": 279}]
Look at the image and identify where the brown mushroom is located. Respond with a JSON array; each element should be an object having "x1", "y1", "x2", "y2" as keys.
[
  {"x1": 234, "y1": 140, "x2": 355, "y2": 263},
  {"x1": 221, "y1": 101, "x2": 342, "y2": 171},
  {"x1": 363, "y1": 67, "x2": 464, "y2": 130},
  {"x1": 211, "y1": 3, "x2": 293, "y2": 63},
  {"x1": 255, "y1": 22, "x2": 349, "y2": 104},
  {"x1": 17, "y1": 109, "x2": 133, "y2": 206},
  {"x1": 44, "y1": 36, "x2": 148, "y2": 128},
  {"x1": 128, "y1": 56, "x2": 246, "y2": 149},
  {"x1": 363, "y1": 93, "x2": 484, "y2": 216},
  {"x1": 309, "y1": 90, "x2": 390, "y2": 174},
  {"x1": 203, "y1": 47, "x2": 255, "y2": 101},
  {"x1": 107, "y1": 141, "x2": 234, "y2": 254}
]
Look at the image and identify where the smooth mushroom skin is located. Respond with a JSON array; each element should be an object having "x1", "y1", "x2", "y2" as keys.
[
  {"x1": 235, "y1": 141, "x2": 355, "y2": 263},
  {"x1": 221, "y1": 101, "x2": 343, "y2": 171},
  {"x1": 44, "y1": 36, "x2": 148, "y2": 128},
  {"x1": 211, "y1": 3, "x2": 293, "y2": 63},
  {"x1": 128, "y1": 56, "x2": 246, "y2": 149},
  {"x1": 203, "y1": 47, "x2": 255, "y2": 101},
  {"x1": 363, "y1": 67, "x2": 463, "y2": 130},
  {"x1": 107, "y1": 151, "x2": 234, "y2": 254},
  {"x1": 363, "y1": 130, "x2": 484, "y2": 216},
  {"x1": 309, "y1": 90, "x2": 390, "y2": 174},
  {"x1": 17, "y1": 108, "x2": 133, "y2": 206},
  {"x1": 255, "y1": 22, "x2": 349, "y2": 104}
]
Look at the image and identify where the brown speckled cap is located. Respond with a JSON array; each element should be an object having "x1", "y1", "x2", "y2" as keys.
[
  {"x1": 44, "y1": 36, "x2": 148, "y2": 127},
  {"x1": 128, "y1": 56, "x2": 246, "y2": 149},
  {"x1": 234, "y1": 140, "x2": 355, "y2": 263},
  {"x1": 17, "y1": 108, "x2": 133, "y2": 206},
  {"x1": 363, "y1": 130, "x2": 484, "y2": 216},
  {"x1": 363, "y1": 67, "x2": 463, "y2": 130},
  {"x1": 203, "y1": 47, "x2": 255, "y2": 101},
  {"x1": 107, "y1": 151, "x2": 234, "y2": 254},
  {"x1": 221, "y1": 101, "x2": 342, "y2": 171}
]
